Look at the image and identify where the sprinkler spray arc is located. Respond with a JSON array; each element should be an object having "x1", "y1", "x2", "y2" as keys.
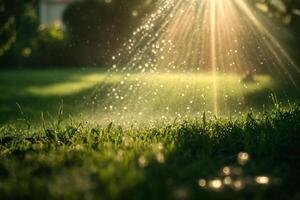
[{"x1": 82, "y1": 0, "x2": 300, "y2": 124}]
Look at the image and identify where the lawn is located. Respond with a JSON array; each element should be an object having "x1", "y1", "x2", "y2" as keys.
[
  {"x1": 0, "y1": 104, "x2": 300, "y2": 199},
  {"x1": 0, "y1": 69, "x2": 299, "y2": 124},
  {"x1": 0, "y1": 69, "x2": 300, "y2": 199}
]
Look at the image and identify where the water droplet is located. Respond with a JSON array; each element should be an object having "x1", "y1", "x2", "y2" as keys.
[
  {"x1": 198, "y1": 179, "x2": 206, "y2": 187},
  {"x1": 238, "y1": 152, "x2": 249, "y2": 165},
  {"x1": 208, "y1": 179, "x2": 222, "y2": 190},
  {"x1": 255, "y1": 176, "x2": 270, "y2": 184}
]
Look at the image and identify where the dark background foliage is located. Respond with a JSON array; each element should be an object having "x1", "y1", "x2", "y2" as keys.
[
  {"x1": 62, "y1": 0, "x2": 154, "y2": 66},
  {"x1": 0, "y1": 0, "x2": 299, "y2": 68}
]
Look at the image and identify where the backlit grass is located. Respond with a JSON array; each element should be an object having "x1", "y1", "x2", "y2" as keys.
[
  {"x1": 1, "y1": 69, "x2": 298, "y2": 124},
  {"x1": 0, "y1": 69, "x2": 300, "y2": 199},
  {"x1": 0, "y1": 104, "x2": 299, "y2": 199}
]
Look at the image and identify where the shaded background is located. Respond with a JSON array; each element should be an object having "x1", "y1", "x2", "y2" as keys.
[{"x1": 0, "y1": 0, "x2": 300, "y2": 69}]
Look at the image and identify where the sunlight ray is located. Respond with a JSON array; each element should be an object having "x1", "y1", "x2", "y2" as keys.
[{"x1": 82, "y1": 0, "x2": 300, "y2": 124}]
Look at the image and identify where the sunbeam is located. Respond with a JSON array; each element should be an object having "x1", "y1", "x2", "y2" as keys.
[
  {"x1": 210, "y1": 0, "x2": 218, "y2": 116},
  {"x1": 84, "y1": 0, "x2": 300, "y2": 124}
]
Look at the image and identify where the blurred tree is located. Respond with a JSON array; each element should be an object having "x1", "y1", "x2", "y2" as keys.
[
  {"x1": 253, "y1": 0, "x2": 300, "y2": 28},
  {"x1": 0, "y1": 0, "x2": 39, "y2": 68},
  {"x1": 28, "y1": 22, "x2": 68, "y2": 67},
  {"x1": 284, "y1": 0, "x2": 300, "y2": 32},
  {"x1": 0, "y1": 1, "x2": 16, "y2": 58},
  {"x1": 63, "y1": 0, "x2": 155, "y2": 66}
]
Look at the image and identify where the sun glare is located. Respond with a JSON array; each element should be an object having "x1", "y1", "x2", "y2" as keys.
[{"x1": 84, "y1": 0, "x2": 300, "y2": 124}]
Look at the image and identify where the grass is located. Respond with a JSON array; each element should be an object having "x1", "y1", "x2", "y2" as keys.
[
  {"x1": 0, "y1": 104, "x2": 300, "y2": 199},
  {"x1": 0, "y1": 69, "x2": 104, "y2": 123},
  {"x1": 0, "y1": 69, "x2": 300, "y2": 199},
  {"x1": 0, "y1": 69, "x2": 299, "y2": 124}
]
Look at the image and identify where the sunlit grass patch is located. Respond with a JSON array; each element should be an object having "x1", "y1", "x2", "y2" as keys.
[
  {"x1": 24, "y1": 74, "x2": 107, "y2": 97},
  {"x1": 0, "y1": 69, "x2": 298, "y2": 124},
  {"x1": 87, "y1": 72, "x2": 275, "y2": 123}
]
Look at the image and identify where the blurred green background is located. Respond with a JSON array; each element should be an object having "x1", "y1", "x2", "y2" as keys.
[{"x1": 0, "y1": 0, "x2": 300, "y2": 69}]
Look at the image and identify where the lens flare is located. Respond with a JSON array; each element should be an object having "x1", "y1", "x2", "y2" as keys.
[
  {"x1": 198, "y1": 179, "x2": 207, "y2": 187},
  {"x1": 238, "y1": 152, "x2": 250, "y2": 165},
  {"x1": 209, "y1": 179, "x2": 223, "y2": 190},
  {"x1": 255, "y1": 176, "x2": 270, "y2": 184}
]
